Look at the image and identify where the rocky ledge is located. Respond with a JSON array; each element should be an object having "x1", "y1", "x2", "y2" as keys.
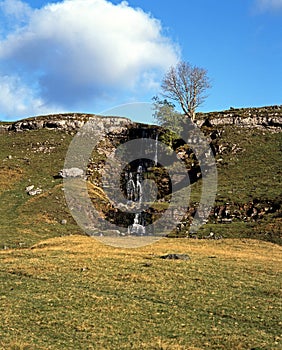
[
  {"x1": 1, "y1": 105, "x2": 282, "y2": 133},
  {"x1": 4, "y1": 113, "x2": 133, "y2": 133},
  {"x1": 197, "y1": 105, "x2": 282, "y2": 130}
]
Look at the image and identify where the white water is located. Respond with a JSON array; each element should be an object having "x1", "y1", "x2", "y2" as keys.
[{"x1": 154, "y1": 133, "x2": 158, "y2": 166}]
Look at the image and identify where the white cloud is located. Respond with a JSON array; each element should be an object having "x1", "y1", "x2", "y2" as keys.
[
  {"x1": 0, "y1": 0, "x2": 31, "y2": 33},
  {"x1": 0, "y1": 0, "x2": 180, "y2": 119},
  {"x1": 255, "y1": 0, "x2": 282, "y2": 12},
  {"x1": 0, "y1": 0, "x2": 31, "y2": 18},
  {"x1": 0, "y1": 75, "x2": 60, "y2": 118}
]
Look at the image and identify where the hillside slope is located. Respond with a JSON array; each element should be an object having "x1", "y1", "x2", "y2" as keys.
[{"x1": 0, "y1": 106, "x2": 281, "y2": 248}]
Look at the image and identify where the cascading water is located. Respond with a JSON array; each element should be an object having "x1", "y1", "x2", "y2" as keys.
[
  {"x1": 135, "y1": 173, "x2": 143, "y2": 203},
  {"x1": 154, "y1": 132, "x2": 158, "y2": 166},
  {"x1": 126, "y1": 163, "x2": 146, "y2": 235},
  {"x1": 131, "y1": 213, "x2": 146, "y2": 235},
  {"x1": 125, "y1": 133, "x2": 159, "y2": 236},
  {"x1": 126, "y1": 172, "x2": 135, "y2": 202}
]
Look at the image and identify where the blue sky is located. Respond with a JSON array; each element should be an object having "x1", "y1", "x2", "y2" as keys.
[{"x1": 0, "y1": 0, "x2": 281, "y2": 122}]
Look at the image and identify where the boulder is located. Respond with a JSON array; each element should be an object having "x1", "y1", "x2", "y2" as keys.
[
  {"x1": 25, "y1": 185, "x2": 42, "y2": 196},
  {"x1": 58, "y1": 168, "x2": 84, "y2": 178},
  {"x1": 160, "y1": 253, "x2": 190, "y2": 260}
]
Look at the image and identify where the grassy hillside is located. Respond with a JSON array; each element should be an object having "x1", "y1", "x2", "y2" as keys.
[
  {"x1": 0, "y1": 129, "x2": 82, "y2": 248},
  {"x1": 214, "y1": 126, "x2": 280, "y2": 203},
  {"x1": 0, "y1": 236, "x2": 281, "y2": 349},
  {"x1": 0, "y1": 113, "x2": 281, "y2": 349},
  {"x1": 193, "y1": 125, "x2": 281, "y2": 243},
  {"x1": 0, "y1": 117, "x2": 281, "y2": 248}
]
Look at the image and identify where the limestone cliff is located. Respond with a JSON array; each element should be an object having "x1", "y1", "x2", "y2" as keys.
[
  {"x1": 1, "y1": 105, "x2": 282, "y2": 133},
  {"x1": 197, "y1": 105, "x2": 282, "y2": 130}
]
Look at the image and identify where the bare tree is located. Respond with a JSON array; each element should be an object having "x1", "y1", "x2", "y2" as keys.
[{"x1": 161, "y1": 61, "x2": 211, "y2": 122}]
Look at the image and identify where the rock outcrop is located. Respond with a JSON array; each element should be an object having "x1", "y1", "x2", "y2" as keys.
[
  {"x1": 0, "y1": 124, "x2": 10, "y2": 133},
  {"x1": 1, "y1": 105, "x2": 282, "y2": 134},
  {"x1": 197, "y1": 105, "x2": 282, "y2": 130},
  {"x1": 6, "y1": 113, "x2": 133, "y2": 133},
  {"x1": 58, "y1": 168, "x2": 85, "y2": 178}
]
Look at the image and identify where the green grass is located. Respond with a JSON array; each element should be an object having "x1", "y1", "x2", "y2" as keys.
[
  {"x1": 0, "y1": 236, "x2": 281, "y2": 349},
  {"x1": 0, "y1": 123, "x2": 281, "y2": 248},
  {"x1": 0, "y1": 129, "x2": 83, "y2": 248},
  {"x1": 215, "y1": 126, "x2": 281, "y2": 204},
  {"x1": 0, "y1": 117, "x2": 281, "y2": 349}
]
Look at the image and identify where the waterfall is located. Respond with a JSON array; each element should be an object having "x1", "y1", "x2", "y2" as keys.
[
  {"x1": 125, "y1": 163, "x2": 146, "y2": 235},
  {"x1": 131, "y1": 213, "x2": 145, "y2": 235},
  {"x1": 126, "y1": 172, "x2": 135, "y2": 202},
  {"x1": 136, "y1": 174, "x2": 143, "y2": 203},
  {"x1": 154, "y1": 133, "x2": 158, "y2": 166}
]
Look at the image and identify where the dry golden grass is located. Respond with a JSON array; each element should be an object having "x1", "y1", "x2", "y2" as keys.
[
  {"x1": 21, "y1": 213, "x2": 57, "y2": 226},
  {"x1": 0, "y1": 166, "x2": 23, "y2": 193},
  {"x1": 0, "y1": 236, "x2": 281, "y2": 349},
  {"x1": 87, "y1": 181, "x2": 108, "y2": 201},
  {"x1": 27, "y1": 235, "x2": 282, "y2": 266}
]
